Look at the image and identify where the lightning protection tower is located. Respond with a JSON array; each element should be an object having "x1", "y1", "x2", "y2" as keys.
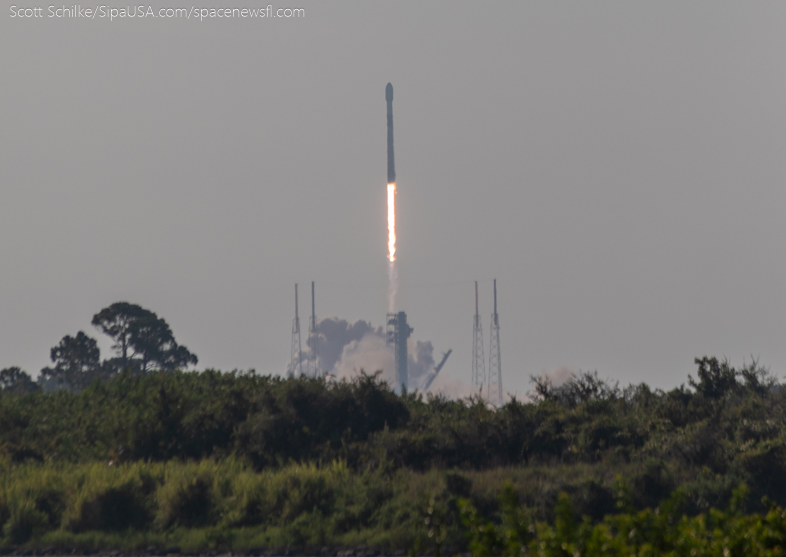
[
  {"x1": 472, "y1": 281, "x2": 485, "y2": 396},
  {"x1": 306, "y1": 281, "x2": 319, "y2": 376},
  {"x1": 289, "y1": 284, "x2": 303, "y2": 377},
  {"x1": 488, "y1": 279, "x2": 503, "y2": 406}
]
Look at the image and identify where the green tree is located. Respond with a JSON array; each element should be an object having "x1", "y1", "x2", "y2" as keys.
[
  {"x1": 92, "y1": 302, "x2": 197, "y2": 373},
  {"x1": 39, "y1": 331, "x2": 102, "y2": 391},
  {"x1": 0, "y1": 366, "x2": 38, "y2": 394},
  {"x1": 91, "y1": 302, "x2": 149, "y2": 370},
  {"x1": 689, "y1": 356, "x2": 740, "y2": 399}
]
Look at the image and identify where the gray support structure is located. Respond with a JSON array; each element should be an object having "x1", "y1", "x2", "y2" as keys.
[
  {"x1": 387, "y1": 311, "x2": 412, "y2": 392},
  {"x1": 306, "y1": 281, "x2": 319, "y2": 376},
  {"x1": 422, "y1": 349, "x2": 452, "y2": 392},
  {"x1": 472, "y1": 281, "x2": 486, "y2": 396},
  {"x1": 488, "y1": 279, "x2": 503, "y2": 406},
  {"x1": 289, "y1": 283, "x2": 302, "y2": 377}
]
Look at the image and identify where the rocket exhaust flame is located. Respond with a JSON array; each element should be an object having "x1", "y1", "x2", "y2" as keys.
[
  {"x1": 387, "y1": 182, "x2": 397, "y2": 312},
  {"x1": 387, "y1": 183, "x2": 396, "y2": 263},
  {"x1": 385, "y1": 83, "x2": 397, "y2": 313}
]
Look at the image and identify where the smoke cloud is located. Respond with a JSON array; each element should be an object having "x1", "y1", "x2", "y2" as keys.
[
  {"x1": 313, "y1": 317, "x2": 380, "y2": 373},
  {"x1": 408, "y1": 339, "x2": 435, "y2": 383},
  {"x1": 538, "y1": 366, "x2": 575, "y2": 388},
  {"x1": 428, "y1": 375, "x2": 480, "y2": 400},
  {"x1": 387, "y1": 261, "x2": 397, "y2": 313},
  {"x1": 334, "y1": 333, "x2": 394, "y2": 382},
  {"x1": 297, "y1": 317, "x2": 438, "y2": 390}
]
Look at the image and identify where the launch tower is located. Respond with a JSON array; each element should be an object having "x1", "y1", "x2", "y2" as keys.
[
  {"x1": 289, "y1": 284, "x2": 302, "y2": 376},
  {"x1": 472, "y1": 282, "x2": 485, "y2": 395},
  {"x1": 487, "y1": 279, "x2": 502, "y2": 405},
  {"x1": 306, "y1": 281, "x2": 319, "y2": 376},
  {"x1": 386, "y1": 311, "x2": 412, "y2": 391}
]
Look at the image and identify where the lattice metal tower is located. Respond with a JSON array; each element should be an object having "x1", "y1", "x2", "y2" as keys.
[
  {"x1": 289, "y1": 283, "x2": 303, "y2": 377},
  {"x1": 306, "y1": 281, "x2": 319, "y2": 376},
  {"x1": 488, "y1": 279, "x2": 503, "y2": 406},
  {"x1": 387, "y1": 311, "x2": 413, "y2": 392},
  {"x1": 472, "y1": 281, "x2": 485, "y2": 396}
]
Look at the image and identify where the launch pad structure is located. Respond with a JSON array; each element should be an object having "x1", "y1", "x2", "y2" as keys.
[
  {"x1": 386, "y1": 311, "x2": 413, "y2": 391},
  {"x1": 306, "y1": 281, "x2": 318, "y2": 376},
  {"x1": 488, "y1": 279, "x2": 502, "y2": 406},
  {"x1": 290, "y1": 281, "x2": 319, "y2": 377},
  {"x1": 470, "y1": 280, "x2": 504, "y2": 405},
  {"x1": 289, "y1": 284, "x2": 302, "y2": 377},
  {"x1": 472, "y1": 281, "x2": 485, "y2": 393}
]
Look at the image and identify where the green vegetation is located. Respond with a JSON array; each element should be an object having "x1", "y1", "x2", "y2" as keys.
[
  {"x1": 2, "y1": 356, "x2": 786, "y2": 553},
  {"x1": 0, "y1": 458, "x2": 428, "y2": 551},
  {"x1": 2, "y1": 301, "x2": 199, "y2": 394},
  {"x1": 459, "y1": 484, "x2": 786, "y2": 557}
]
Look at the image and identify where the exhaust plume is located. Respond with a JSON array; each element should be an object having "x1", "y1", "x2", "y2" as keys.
[
  {"x1": 385, "y1": 83, "x2": 397, "y2": 312},
  {"x1": 306, "y1": 316, "x2": 436, "y2": 388},
  {"x1": 387, "y1": 183, "x2": 397, "y2": 312}
]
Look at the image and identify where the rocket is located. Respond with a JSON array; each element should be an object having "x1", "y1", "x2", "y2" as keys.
[{"x1": 386, "y1": 83, "x2": 395, "y2": 184}]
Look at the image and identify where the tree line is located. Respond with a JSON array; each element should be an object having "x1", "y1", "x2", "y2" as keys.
[
  {"x1": 2, "y1": 355, "x2": 786, "y2": 515},
  {"x1": 0, "y1": 302, "x2": 197, "y2": 393},
  {"x1": 2, "y1": 357, "x2": 786, "y2": 552}
]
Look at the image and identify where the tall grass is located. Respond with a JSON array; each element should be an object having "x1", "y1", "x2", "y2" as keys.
[
  {"x1": 1, "y1": 456, "x2": 737, "y2": 552},
  {"x1": 0, "y1": 457, "x2": 635, "y2": 551},
  {"x1": 0, "y1": 458, "x2": 424, "y2": 551}
]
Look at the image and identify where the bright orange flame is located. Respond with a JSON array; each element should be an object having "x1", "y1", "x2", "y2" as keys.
[{"x1": 387, "y1": 182, "x2": 396, "y2": 262}]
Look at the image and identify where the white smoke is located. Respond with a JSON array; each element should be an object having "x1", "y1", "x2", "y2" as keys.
[
  {"x1": 429, "y1": 367, "x2": 576, "y2": 405},
  {"x1": 387, "y1": 262, "x2": 398, "y2": 313},
  {"x1": 288, "y1": 317, "x2": 379, "y2": 378},
  {"x1": 304, "y1": 317, "x2": 439, "y2": 390},
  {"x1": 407, "y1": 339, "x2": 435, "y2": 384},
  {"x1": 539, "y1": 366, "x2": 575, "y2": 387},
  {"x1": 312, "y1": 317, "x2": 380, "y2": 373},
  {"x1": 428, "y1": 374, "x2": 480, "y2": 400},
  {"x1": 334, "y1": 333, "x2": 395, "y2": 383}
]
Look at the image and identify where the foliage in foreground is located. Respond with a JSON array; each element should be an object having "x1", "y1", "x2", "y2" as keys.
[
  {"x1": 5, "y1": 458, "x2": 786, "y2": 555},
  {"x1": 3, "y1": 356, "x2": 786, "y2": 551},
  {"x1": 0, "y1": 458, "x2": 436, "y2": 551},
  {"x1": 459, "y1": 484, "x2": 786, "y2": 557},
  {"x1": 3, "y1": 357, "x2": 786, "y2": 514}
]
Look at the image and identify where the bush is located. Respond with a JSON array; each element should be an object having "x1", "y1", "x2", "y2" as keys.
[
  {"x1": 3, "y1": 502, "x2": 49, "y2": 545},
  {"x1": 70, "y1": 482, "x2": 152, "y2": 532},
  {"x1": 269, "y1": 464, "x2": 336, "y2": 522},
  {"x1": 741, "y1": 439, "x2": 786, "y2": 506},
  {"x1": 156, "y1": 464, "x2": 216, "y2": 529},
  {"x1": 3, "y1": 358, "x2": 786, "y2": 551}
]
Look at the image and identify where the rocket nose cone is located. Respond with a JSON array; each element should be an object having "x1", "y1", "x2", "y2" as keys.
[{"x1": 386, "y1": 83, "x2": 393, "y2": 102}]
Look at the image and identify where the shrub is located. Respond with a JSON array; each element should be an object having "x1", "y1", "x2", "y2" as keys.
[
  {"x1": 70, "y1": 482, "x2": 152, "y2": 532},
  {"x1": 156, "y1": 464, "x2": 216, "y2": 529},
  {"x1": 268, "y1": 463, "x2": 337, "y2": 523},
  {"x1": 3, "y1": 501, "x2": 49, "y2": 545},
  {"x1": 224, "y1": 472, "x2": 269, "y2": 527}
]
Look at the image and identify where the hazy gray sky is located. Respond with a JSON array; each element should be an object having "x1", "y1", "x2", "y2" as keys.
[{"x1": 2, "y1": 2, "x2": 786, "y2": 395}]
